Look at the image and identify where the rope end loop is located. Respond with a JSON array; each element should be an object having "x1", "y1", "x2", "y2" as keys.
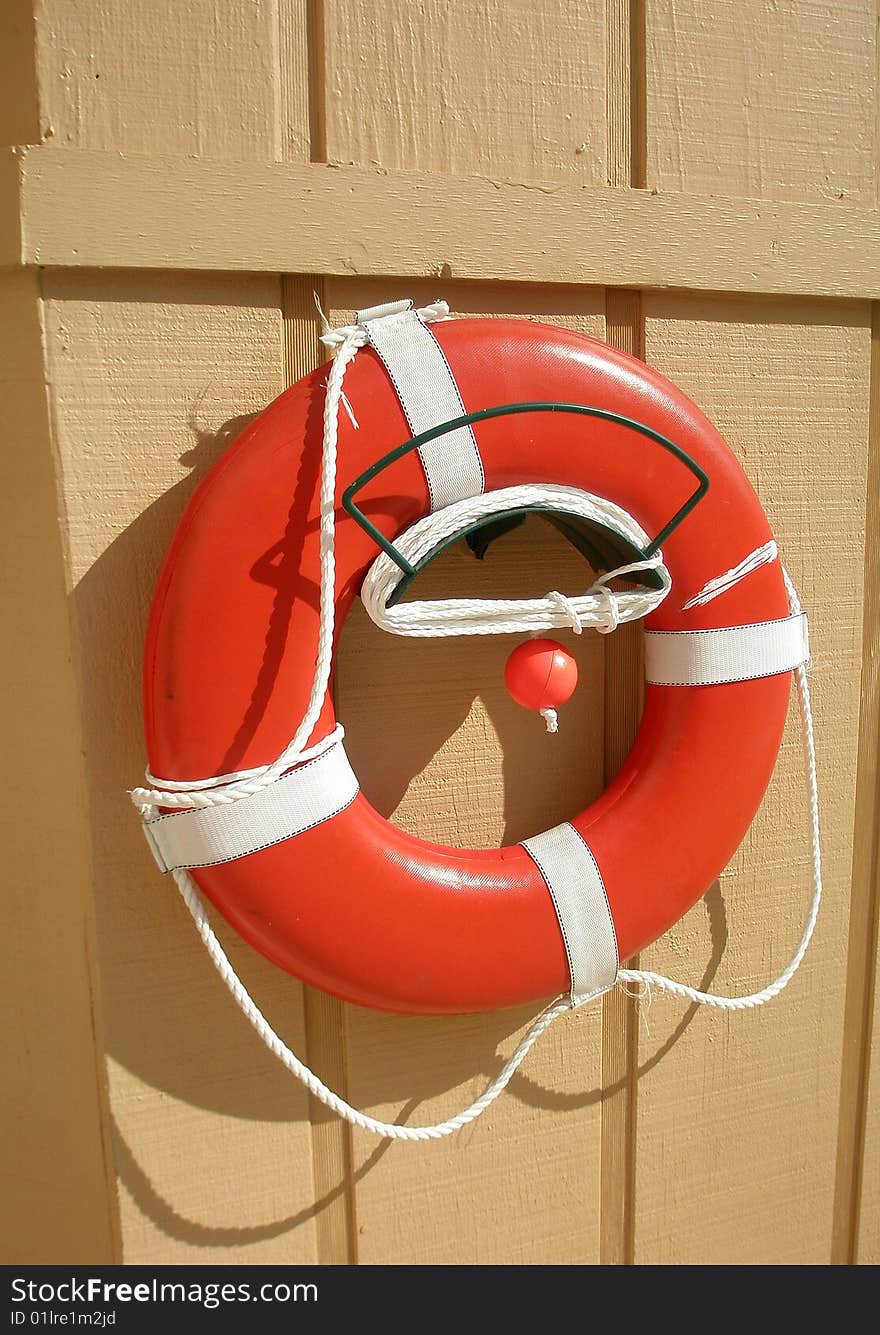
[{"x1": 540, "y1": 708, "x2": 559, "y2": 734}]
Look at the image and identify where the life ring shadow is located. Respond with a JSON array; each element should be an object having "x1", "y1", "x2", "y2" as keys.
[
  {"x1": 72, "y1": 395, "x2": 509, "y2": 1127},
  {"x1": 108, "y1": 885, "x2": 726, "y2": 1250},
  {"x1": 73, "y1": 402, "x2": 729, "y2": 1248}
]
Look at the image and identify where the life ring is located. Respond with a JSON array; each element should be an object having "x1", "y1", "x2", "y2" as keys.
[{"x1": 140, "y1": 302, "x2": 808, "y2": 1016}]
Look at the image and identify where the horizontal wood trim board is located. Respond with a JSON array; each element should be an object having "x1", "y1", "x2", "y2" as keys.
[{"x1": 5, "y1": 147, "x2": 880, "y2": 299}]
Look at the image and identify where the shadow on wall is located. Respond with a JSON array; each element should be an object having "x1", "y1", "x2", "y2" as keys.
[
  {"x1": 73, "y1": 408, "x2": 729, "y2": 1248},
  {"x1": 109, "y1": 887, "x2": 728, "y2": 1249}
]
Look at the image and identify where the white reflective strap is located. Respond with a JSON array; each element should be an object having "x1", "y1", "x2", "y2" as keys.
[
  {"x1": 357, "y1": 304, "x2": 485, "y2": 510},
  {"x1": 142, "y1": 743, "x2": 359, "y2": 873},
  {"x1": 522, "y1": 823, "x2": 619, "y2": 1006},
  {"x1": 645, "y1": 612, "x2": 809, "y2": 686}
]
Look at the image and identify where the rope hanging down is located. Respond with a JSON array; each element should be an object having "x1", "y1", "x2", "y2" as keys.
[{"x1": 132, "y1": 306, "x2": 821, "y2": 1141}]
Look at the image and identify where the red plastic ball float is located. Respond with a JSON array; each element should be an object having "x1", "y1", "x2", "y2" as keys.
[{"x1": 505, "y1": 638, "x2": 579, "y2": 716}]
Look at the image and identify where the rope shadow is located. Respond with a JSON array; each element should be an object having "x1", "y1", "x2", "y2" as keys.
[
  {"x1": 508, "y1": 882, "x2": 728, "y2": 1111},
  {"x1": 109, "y1": 881, "x2": 728, "y2": 1249},
  {"x1": 109, "y1": 1103, "x2": 414, "y2": 1250}
]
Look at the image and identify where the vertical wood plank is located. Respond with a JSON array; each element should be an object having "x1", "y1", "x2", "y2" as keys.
[
  {"x1": 633, "y1": 293, "x2": 870, "y2": 1264},
  {"x1": 281, "y1": 273, "x2": 357, "y2": 1266},
  {"x1": 322, "y1": 5, "x2": 613, "y2": 1258},
  {"x1": 35, "y1": 0, "x2": 282, "y2": 157},
  {"x1": 849, "y1": 305, "x2": 880, "y2": 1263},
  {"x1": 324, "y1": 0, "x2": 608, "y2": 181},
  {"x1": 0, "y1": 270, "x2": 119, "y2": 1262},
  {"x1": 646, "y1": 0, "x2": 876, "y2": 203},
  {"x1": 600, "y1": 288, "x2": 644, "y2": 1266},
  {"x1": 41, "y1": 269, "x2": 320, "y2": 1263},
  {"x1": 276, "y1": 1, "x2": 311, "y2": 162},
  {"x1": 605, "y1": 0, "x2": 631, "y2": 188},
  {"x1": 276, "y1": 0, "x2": 322, "y2": 163},
  {"x1": 332, "y1": 279, "x2": 608, "y2": 1264}
]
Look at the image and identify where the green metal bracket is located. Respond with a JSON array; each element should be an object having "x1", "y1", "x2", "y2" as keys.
[{"x1": 340, "y1": 401, "x2": 709, "y2": 605}]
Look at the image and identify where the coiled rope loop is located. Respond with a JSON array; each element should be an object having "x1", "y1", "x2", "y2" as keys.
[{"x1": 360, "y1": 483, "x2": 671, "y2": 639}]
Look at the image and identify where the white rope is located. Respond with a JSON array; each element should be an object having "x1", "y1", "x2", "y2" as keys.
[
  {"x1": 360, "y1": 484, "x2": 671, "y2": 638},
  {"x1": 133, "y1": 302, "x2": 449, "y2": 818},
  {"x1": 619, "y1": 569, "x2": 821, "y2": 1009},
  {"x1": 682, "y1": 539, "x2": 778, "y2": 610},
  {"x1": 317, "y1": 298, "x2": 452, "y2": 351},
  {"x1": 540, "y1": 708, "x2": 559, "y2": 733},
  {"x1": 173, "y1": 863, "x2": 570, "y2": 1142},
  {"x1": 131, "y1": 328, "x2": 362, "y2": 820},
  {"x1": 168, "y1": 611, "x2": 818, "y2": 1137},
  {"x1": 132, "y1": 305, "x2": 820, "y2": 1139},
  {"x1": 132, "y1": 726, "x2": 346, "y2": 813}
]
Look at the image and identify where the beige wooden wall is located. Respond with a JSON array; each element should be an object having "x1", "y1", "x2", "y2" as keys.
[{"x1": 1, "y1": 0, "x2": 878, "y2": 1265}]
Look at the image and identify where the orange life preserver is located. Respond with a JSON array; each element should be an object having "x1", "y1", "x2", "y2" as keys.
[{"x1": 141, "y1": 310, "x2": 805, "y2": 1015}]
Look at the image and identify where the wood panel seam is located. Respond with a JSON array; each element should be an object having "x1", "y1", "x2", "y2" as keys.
[
  {"x1": 831, "y1": 301, "x2": 880, "y2": 1263},
  {"x1": 281, "y1": 273, "x2": 356, "y2": 1265},
  {"x1": 0, "y1": 268, "x2": 123, "y2": 1261},
  {"x1": 600, "y1": 286, "x2": 644, "y2": 1266},
  {"x1": 307, "y1": 0, "x2": 326, "y2": 163},
  {"x1": 629, "y1": 0, "x2": 646, "y2": 189},
  {"x1": 37, "y1": 266, "x2": 124, "y2": 1263}
]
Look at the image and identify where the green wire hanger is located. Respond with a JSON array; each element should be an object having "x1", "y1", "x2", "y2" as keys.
[{"x1": 341, "y1": 402, "x2": 709, "y2": 606}]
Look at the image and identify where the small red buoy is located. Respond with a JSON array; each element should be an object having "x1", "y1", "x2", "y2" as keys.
[{"x1": 505, "y1": 638, "x2": 578, "y2": 731}]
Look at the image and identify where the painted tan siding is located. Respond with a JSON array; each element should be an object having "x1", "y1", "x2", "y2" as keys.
[{"x1": 1, "y1": 0, "x2": 877, "y2": 1265}]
